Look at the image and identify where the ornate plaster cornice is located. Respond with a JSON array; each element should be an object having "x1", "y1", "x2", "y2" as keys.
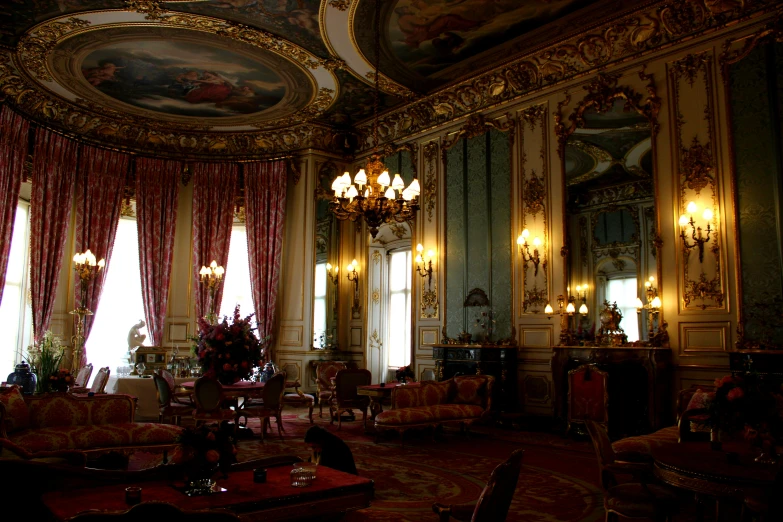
[{"x1": 356, "y1": 0, "x2": 781, "y2": 150}]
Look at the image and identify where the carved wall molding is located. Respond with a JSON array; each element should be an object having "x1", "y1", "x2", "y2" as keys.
[
  {"x1": 441, "y1": 113, "x2": 515, "y2": 159},
  {"x1": 355, "y1": 0, "x2": 778, "y2": 150},
  {"x1": 668, "y1": 51, "x2": 724, "y2": 310},
  {"x1": 719, "y1": 15, "x2": 783, "y2": 79},
  {"x1": 421, "y1": 287, "x2": 439, "y2": 319},
  {"x1": 327, "y1": 0, "x2": 352, "y2": 12},
  {"x1": 423, "y1": 142, "x2": 438, "y2": 222}
]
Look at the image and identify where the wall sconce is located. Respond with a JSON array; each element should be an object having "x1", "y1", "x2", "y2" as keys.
[
  {"x1": 346, "y1": 258, "x2": 359, "y2": 287},
  {"x1": 574, "y1": 284, "x2": 588, "y2": 315},
  {"x1": 517, "y1": 229, "x2": 542, "y2": 276},
  {"x1": 415, "y1": 243, "x2": 434, "y2": 289},
  {"x1": 545, "y1": 294, "x2": 577, "y2": 318},
  {"x1": 679, "y1": 200, "x2": 713, "y2": 263},
  {"x1": 635, "y1": 276, "x2": 662, "y2": 338},
  {"x1": 325, "y1": 263, "x2": 339, "y2": 285}
]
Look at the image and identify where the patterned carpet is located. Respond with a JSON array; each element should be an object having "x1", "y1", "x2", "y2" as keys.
[{"x1": 218, "y1": 407, "x2": 605, "y2": 521}]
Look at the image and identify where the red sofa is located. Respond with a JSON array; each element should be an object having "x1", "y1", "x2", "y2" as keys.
[
  {"x1": 374, "y1": 375, "x2": 494, "y2": 436},
  {"x1": 0, "y1": 385, "x2": 182, "y2": 457}
]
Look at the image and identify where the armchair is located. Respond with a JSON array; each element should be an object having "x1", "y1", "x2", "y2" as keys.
[
  {"x1": 432, "y1": 449, "x2": 524, "y2": 522},
  {"x1": 315, "y1": 362, "x2": 346, "y2": 418},
  {"x1": 329, "y1": 368, "x2": 371, "y2": 430}
]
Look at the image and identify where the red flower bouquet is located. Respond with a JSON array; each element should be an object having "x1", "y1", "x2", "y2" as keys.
[
  {"x1": 48, "y1": 369, "x2": 74, "y2": 392},
  {"x1": 173, "y1": 424, "x2": 238, "y2": 491},
  {"x1": 192, "y1": 305, "x2": 264, "y2": 385},
  {"x1": 706, "y1": 373, "x2": 781, "y2": 442}
]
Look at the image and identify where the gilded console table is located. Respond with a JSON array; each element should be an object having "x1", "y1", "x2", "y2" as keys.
[
  {"x1": 432, "y1": 344, "x2": 517, "y2": 412},
  {"x1": 552, "y1": 346, "x2": 672, "y2": 437}
]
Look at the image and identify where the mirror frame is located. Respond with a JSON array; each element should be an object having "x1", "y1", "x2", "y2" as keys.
[{"x1": 554, "y1": 70, "x2": 666, "y2": 347}]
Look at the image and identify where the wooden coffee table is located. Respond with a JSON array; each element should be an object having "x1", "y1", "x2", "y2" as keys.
[{"x1": 41, "y1": 466, "x2": 374, "y2": 521}]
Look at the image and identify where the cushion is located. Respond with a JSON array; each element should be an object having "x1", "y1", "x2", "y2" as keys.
[
  {"x1": 25, "y1": 394, "x2": 134, "y2": 429},
  {"x1": 453, "y1": 376, "x2": 487, "y2": 406},
  {"x1": 429, "y1": 404, "x2": 485, "y2": 421},
  {"x1": 420, "y1": 380, "x2": 453, "y2": 407},
  {"x1": 8, "y1": 423, "x2": 183, "y2": 453},
  {"x1": 611, "y1": 426, "x2": 679, "y2": 457},
  {"x1": 376, "y1": 407, "x2": 435, "y2": 426},
  {"x1": 392, "y1": 386, "x2": 424, "y2": 409},
  {"x1": 684, "y1": 389, "x2": 714, "y2": 432},
  {"x1": 0, "y1": 386, "x2": 30, "y2": 433}
]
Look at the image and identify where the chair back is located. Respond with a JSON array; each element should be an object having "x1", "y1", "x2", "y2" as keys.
[
  {"x1": 157, "y1": 368, "x2": 177, "y2": 392},
  {"x1": 316, "y1": 362, "x2": 346, "y2": 391},
  {"x1": 193, "y1": 377, "x2": 224, "y2": 412},
  {"x1": 585, "y1": 419, "x2": 617, "y2": 490},
  {"x1": 152, "y1": 373, "x2": 171, "y2": 408},
  {"x1": 90, "y1": 367, "x2": 111, "y2": 393},
  {"x1": 66, "y1": 501, "x2": 240, "y2": 521},
  {"x1": 567, "y1": 364, "x2": 608, "y2": 425},
  {"x1": 471, "y1": 449, "x2": 524, "y2": 522},
  {"x1": 75, "y1": 363, "x2": 93, "y2": 388},
  {"x1": 262, "y1": 372, "x2": 286, "y2": 411},
  {"x1": 334, "y1": 368, "x2": 372, "y2": 403}
]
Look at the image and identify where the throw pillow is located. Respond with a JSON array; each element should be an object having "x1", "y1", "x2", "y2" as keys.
[
  {"x1": 453, "y1": 376, "x2": 487, "y2": 406},
  {"x1": 421, "y1": 379, "x2": 453, "y2": 407},
  {"x1": 685, "y1": 389, "x2": 714, "y2": 433},
  {"x1": 0, "y1": 386, "x2": 30, "y2": 433}
]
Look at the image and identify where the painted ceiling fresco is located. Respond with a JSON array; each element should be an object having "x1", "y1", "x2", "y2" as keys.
[
  {"x1": 321, "y1": 70, "x2": 402, "y2": 128},
  {"x1": 81, "y1": 40, "x2": 286, "y2": 118}
]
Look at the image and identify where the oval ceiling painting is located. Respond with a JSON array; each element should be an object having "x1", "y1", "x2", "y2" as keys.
[{"x1": 81, "y1": 40, "x2": 286, "y2": 118}]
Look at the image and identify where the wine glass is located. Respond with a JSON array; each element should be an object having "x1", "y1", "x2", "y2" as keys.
[{"x1": 135, "y1": 362, "x2": 146, "y2": 376}]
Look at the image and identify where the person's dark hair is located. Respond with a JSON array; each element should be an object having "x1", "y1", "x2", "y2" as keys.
[
  {"x1": 304, "y1": 425, "x2": 329, "y2": 444},
  {"x1": 304, "y1": 425, "x2": 357, "y2": 475}
]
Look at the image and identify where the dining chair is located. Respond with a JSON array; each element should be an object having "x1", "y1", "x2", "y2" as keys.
[
  {"x1": 237, "y1": 372, "x2": 286, "y2": 442},
  {"x1": 66, "y1": 501, "x2": 240, "y2": 521},
  {"x1": 281, "y1": 382, "x2": 315, "y2": 424},
  {"x1": 316, "y1": 361, "x2": 346, "y2": 417},
  {"x1": 432, "y1": 449, "x2": 524, "y2": 522},
  {"x1": 192, "y1": 377, "x2": 236, "y2": 431},
  {"x1": 585, "y1": 420, "x2": 678, "y2": 522},
  {"x1": 89, "y1": 367, "x2": 111, "y2": 394},
  {"x1": 152, "y1": 373, "x2": 193, "y2": 425},
  {"x1": 156, "y1": 368, "x2": 193, "y2": 406},
  {"x1": 74, "y1": 363, "x2": 93, "y2": 388},
  {"x1": 329, "y1": 368, "x2": 371, "y2": 430}
]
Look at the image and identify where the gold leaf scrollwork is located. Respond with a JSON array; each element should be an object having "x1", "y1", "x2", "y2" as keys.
[
  {"x1": 669, "y1": 52, "x2": 711, "y2": 87},
  {"x1": 19, "y1": 17, "x2": 91, "y2": 82},
  {"x1": 372, "y1": 288, "x2": 380, "y2": 305},
  {"x1": 372, "y1": 251, "x2": 382, "y2": 265},
  {"x1": 684, "y1": 272, "x2": 724, "y2": 309},
  {"x1": 441, "y1": 113, "x2": 515, "y2": 157},
  {"x1": 328, "y1": 0, "x2": 352, "y2": 11},
  {"x1": 523, "y1": 172, "x2": 546, "y2": 216},
  {"x1": 421, "y1": 289, "x2": 439, "y2": 319},
  {"x1": 369, "y1": 329, "x2": 382, "y2": 351},
  {"x1": 423, "y1": 142, "x2": 438, "y2": 222},
  {"x1": 523, "y1": 286, "x2": 547, "y2": 313},
  {"x1": 125, "y1": 0, "x2": 165, "y2": 20},
  {"x1": 680, "y1": 137, "x2": 714, "y2": 195}
]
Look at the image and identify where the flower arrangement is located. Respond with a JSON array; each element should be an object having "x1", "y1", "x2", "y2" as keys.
[
  {"x1": 396, "y1": 365, "x2": 414, "y2": 384},
  {"x1": 49, "y1": 369, "x2": 74, "y2": 392},
  {"x1": 26, "y1": 331, "x2": 66, "y2": 394},
  {"x1": 704, "y1": 373, "x2": 782, "y2": 444},
  {"x1": 191, "y1": 305, "x2": 265, "y2": 385},
  {"x1": 173, "y1": 424, "x2": 238, "y2": 481}
]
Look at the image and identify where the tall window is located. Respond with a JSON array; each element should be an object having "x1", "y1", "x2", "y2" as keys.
[
  {"x1": 313, "y1": 262, "x2": 327, "y2": 348},
  {"x1": 606, "y1": 277, "x2": 639, "y2": 342},
  {"x1": 219, "y1": 225, "x2": 254, "y2": 322},
  {"x1": 387, "y1": 249, "x2": 411, "y2": 368},
  {"x1": 0, "y1": 202, "x2": 32, "y2": 374},
  {"x1": 88, "y1": 217, "x2": 147, "y2": 374}
]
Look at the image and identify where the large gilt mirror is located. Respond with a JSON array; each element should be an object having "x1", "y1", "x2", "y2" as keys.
[
  {"x1": 313, "y1": 162, "x2": 341, "y2": 350},
  {"x1": 557, "y1": 72, "x2": 665, "y2": 346}
]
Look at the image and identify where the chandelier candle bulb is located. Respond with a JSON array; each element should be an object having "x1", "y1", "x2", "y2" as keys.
[
  {"x1": 566, "y1": 302, "x2": 576, "y2": 314},
  {"x1": 651, "y1": 296, "x2": 662, "y2": 308},
  {"x1": 545, "y1": 303, "x2": 554, "y2": 314},
  {"x1": 579, "y1": 303, "x2": 588, "y2": 314},
  {"x1": 635, "y1": 297, "x2": 644, "y2": 309}
]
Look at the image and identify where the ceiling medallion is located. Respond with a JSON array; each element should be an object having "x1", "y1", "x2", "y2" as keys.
[{"x1": 16, "y1": 10, "x2": 339, "y2": 133}]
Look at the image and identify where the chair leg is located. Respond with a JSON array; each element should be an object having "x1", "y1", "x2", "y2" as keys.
[
  {"x1": 319, "y1": 399, "x2": 323, "y2": 418},
  {"x1": 308, "y1": 401, "x2": 314, "y2": 424},
  {"x1": 277, "y1": 414, "x2": 283, "y2": 438},
  {"x1": 338, "y1": 408, "x2": 343, "y2": 430}
]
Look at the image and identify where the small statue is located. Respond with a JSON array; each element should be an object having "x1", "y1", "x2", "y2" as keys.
[{"x1": 127, "y1": 319, "x2": 147, "y2": 364}]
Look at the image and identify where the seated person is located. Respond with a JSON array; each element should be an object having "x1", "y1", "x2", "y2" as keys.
[{"x1": 304, "y1": 425, "x2": 357, "y2": 475}]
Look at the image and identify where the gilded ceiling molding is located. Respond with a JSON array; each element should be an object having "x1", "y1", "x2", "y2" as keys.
[
  {"x1": 328, "y1": 0, "x2": 352, "y2": 11},
  {"x1": 355, "y1": 0, "x2": 779, "y2": 150},
  {"x1": 422, "y1": 142, "x2": 438, "y2": 223},
  {"x1": 440, "y1": 113, "x2": 515, "y2": 159},
  {"x1": 668, "y1": 51, "x2": 724, "y2": 310},
  {"x1": 125, "y1": 0, "x2": 165, "y2": 20}
]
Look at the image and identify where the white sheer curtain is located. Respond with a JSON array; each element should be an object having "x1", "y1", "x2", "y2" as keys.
[
  {"x1": 387, "y1": 250, "x2": 411, "y2": 368},
  {"x1": 0, "y1": 202, "x2": 32, "y2": 375},
  {"x1": 219, "y1": 225, "x2": 254, "y2": 322},
  {"x1": 312, "y1": 262, "x2": 327, "y2": 348},
  {"x1": 606, "y1": 277, "x2": 639, "y2": 342},
  {"x1": 87, "y1": 218, "x2": 147, "y2": 379}
]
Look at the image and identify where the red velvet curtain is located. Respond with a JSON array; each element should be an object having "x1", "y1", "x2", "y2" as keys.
[
  {"x1": 0, "y1": 107, "x2": 30, "y2": 306},
  {"x1": 135, "y1": 157, "x2": 181, "y2": 347},
  {"x1": 244, "y1": 161, "x2": 287, "y2": 344},
  {"x1": 30, "y1": 128, "x2": 79, "y2": 341},
  {"x1": 192, "y1": 163, "x2": 238, "y2": 321},
  {"x1": 74, "y1": 146, "x2": 130, "y2": 363}
]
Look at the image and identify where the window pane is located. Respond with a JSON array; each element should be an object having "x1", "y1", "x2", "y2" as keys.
[
  {"x1": 88, "y1": 218, "x2": 147, "y2": 377},
  {"x1": 389, "y1": 251, "x2": 408, "y2": 291},
  {"x1": 313, "y1": 263, "x2": 327, "y2": 348},
  {"x1": 607, "y1": 277, "x2": 639, "y2": 342},
  {"x1": 314, "y1": 262, "x2": 327, "y2": 298},
  {"x1": 387, "y1": 249, "x2": 411, "y2": 369},
  {"x1": 0, "y1": 204, "x2": 30, "y2": 374},
  {"x1": 219, "y1": 227, "x2": 254, "y2": 321}
]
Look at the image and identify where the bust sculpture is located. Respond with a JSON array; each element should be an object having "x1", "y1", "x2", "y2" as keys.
[{"x1": 127, "y1": 319, "x2": 147, "y2": 364}]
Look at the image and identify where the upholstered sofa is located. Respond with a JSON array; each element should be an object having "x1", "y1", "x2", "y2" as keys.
[
  {"x1": 0, "y1": 385, "x2": 183, "y2": 457},
  {"x1": 374, "y1": 375, "x2": 494, "y2": 437},
  {"x1": 611, "y1": 385, "x2": 709, "y2": 458}
]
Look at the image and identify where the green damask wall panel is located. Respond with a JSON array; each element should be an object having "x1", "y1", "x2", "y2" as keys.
[
  {"x1": 489, "y1": 129, "x2": 512, "y2": 340},
  {"x1": 729, "y1": 42, "x2": 783, "y2": 346},
  {"x1": 444, "y1": 131, "x2": 513, "y2": 340},
  {"x1": 446, "y1": 142, "x2": 466, "y2": 339},
  {"x1": 382, "y1": 151, "x2": 415, "y2": 185}
]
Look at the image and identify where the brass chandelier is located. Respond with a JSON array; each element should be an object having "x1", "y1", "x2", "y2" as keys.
[{"x1": 328, "y1": 0, "x2": 420, "y2": 239}]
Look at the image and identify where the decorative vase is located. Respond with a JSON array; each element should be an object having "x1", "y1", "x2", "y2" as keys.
[
  {"x1": 6, "y1": 361, "x2": 37, "y2": 395},
  {"x1": 710, "y1": 428, "x2": 722, "y2": 451}
]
